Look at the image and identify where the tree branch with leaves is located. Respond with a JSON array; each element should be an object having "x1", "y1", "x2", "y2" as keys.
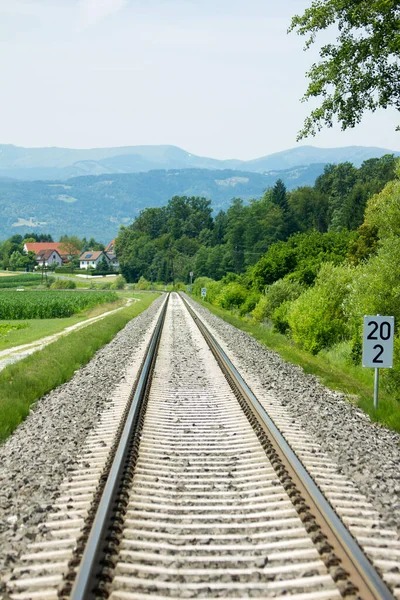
[{"x1": 288, "y1": 0, "x2": 400, "y2": 139}]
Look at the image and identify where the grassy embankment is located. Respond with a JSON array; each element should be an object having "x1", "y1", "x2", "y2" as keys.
[
  {"x1": 0, "y1": 292, "x2": 160, "y2": 442},
  {"x1": 196, "y1": 299, "x2": 400, "y2": 433}
]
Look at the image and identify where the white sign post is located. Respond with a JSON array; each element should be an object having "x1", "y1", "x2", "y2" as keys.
[
  {"x1": 362, "y1": 315, "x2": 394, "y2": 409},
  {"x1": 201, "y1": 287, "x2": 207, "y2": 298}
]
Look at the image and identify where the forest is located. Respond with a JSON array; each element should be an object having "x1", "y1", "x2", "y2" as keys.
[
  {"x1": 115, "y1": 155, "x2": 396, "y2": 283},
  {"x1": 116, "y1": 154, "x2": 400, "y2": 403}
]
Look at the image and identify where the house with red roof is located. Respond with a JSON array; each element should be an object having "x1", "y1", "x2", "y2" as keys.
[
  {"x1": 104, "y1": 239, "x2": 115, "y2": 253},
  {"x1": 23, "y1": 242, "x2": 80, "y2": 263},
  {"x1": 104, "y1": 239, "x2": 119, "y2": 269}
]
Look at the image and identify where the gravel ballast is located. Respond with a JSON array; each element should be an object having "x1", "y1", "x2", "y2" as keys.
[
  {"x1": 186, "y1": 296, "x2": 400, "y2": 537},
  {"x1": 0, "y1": 294, "x2": 164, "y2": 589},
  {"x1": 1, "y1": 291, "x2": 400, "y2": 593}
]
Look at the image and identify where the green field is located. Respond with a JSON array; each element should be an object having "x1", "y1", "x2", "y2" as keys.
[
  {"x1": 0, "y1": 274, "x2": 49, "y2": 288},
  {"x1": 0, "y1": 299, "x2": 129, "y2": 351},
  {"x1": 0, "y1": 292, "x2": 160, "y2": 442},
  {"x1": 0, "y1": 290, "x2": 118, "y2": 319}
]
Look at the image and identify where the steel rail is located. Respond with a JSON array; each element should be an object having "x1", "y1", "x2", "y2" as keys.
[
  {"x1": 182, "y1": 294, "x2": 394, "y2": 600},
  {"x1": 69, "y1": 294, "x2": 169, "y2": 600}
]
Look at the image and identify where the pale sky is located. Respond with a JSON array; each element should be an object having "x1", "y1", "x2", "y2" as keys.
[{"x1": 1, "y1": 0, "x2": 399, "y2": 159}]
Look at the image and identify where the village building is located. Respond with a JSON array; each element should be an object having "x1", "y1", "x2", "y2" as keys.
[
  {"x1": 24, "y1": 242, "x2": 79, "y2": 263},
  {"x1": 105, "y1": 239, "x2": 119, "y2": 269},
  {"x1": 104, "y1": 240, "x2": 115, "y2": 254},
  {"x1": 79, "y1": 250, "x2": 111, "y2": 270},
  {"x1": 36, "y1": 248, "x2": 63, "y2": 268}
]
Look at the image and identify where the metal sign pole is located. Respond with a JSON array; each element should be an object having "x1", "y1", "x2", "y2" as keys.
[{"x1": 374, "y1": 368, "x2": 379, "y2": 410}]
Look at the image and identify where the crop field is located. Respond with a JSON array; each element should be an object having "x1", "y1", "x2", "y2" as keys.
[
  {"x1": 0, "y1": 290, "x2": 118, "y2": 319},
  {"x1": 0, "y1": 274, "x2": 48, "y2": 289}
]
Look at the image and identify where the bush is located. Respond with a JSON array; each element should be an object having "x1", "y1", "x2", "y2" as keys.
[
  {"x1": 251, "y1": 231, "x2": 353, "y2": 290},
  {"x1": 344, "y1": 237, "x2": 400, "y2": 330},
  {"x1": 343, "y1": 236, "x2": 400, "y2": 388},
  {"x1": 251, "y1": 295, "x2": 270, "y2": 324},
  {"x1": 54, "y1": 267, "x2": 82, "y2": 274},
  {"x1": 50, "y1": 279, "x2": 76, "y2": 289},
  {"x1": 111, "y1": 275, "x2": 126, "y2": 290},
  {"x1": 136, "y1": 276, "x2": 151, "y2": 290},
  {"x1": 252, "y1": 279, "x2": 304, "y2": 323},
  {"x1": 382, "y1": 335, "x2": 400, "y2": 398},
  {"x1": 272, "y1": 301, "x2": 292, "y2": 334},
  {"x1": 288, "y1": 263, "x2": 353, "y2": 354},
  {"x1": 215, "y1": 282, "x2": 247, "y2": 310},
  {"x1": 0, "y1": 322, "x2": 29, "y2": 336},
  {"x1": 192, "y1": 277, "x2": 223, "y2": 303},
  {"x1": 221, "y1": 272, "x2": 241, "y2": 284},
  {"x1": 239, "y1": 291, "x2": 260, "y2": 316}
]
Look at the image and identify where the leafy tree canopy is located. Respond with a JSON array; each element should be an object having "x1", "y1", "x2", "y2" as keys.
[
  {"x1": 111, "y1": 157, "x2": 397, "y2": 284},
  {"x1": 59, "y1": 235, "x2": 84, "y2": 256},
  {"x1": 251, "y1": 230, "x2": 354, "y2": 290},
  {"x1": 23, "y1": 232, "x2": 53, "y2": 242},
  {"x1": 289, "y1": 0, "x2": 400, "y2": 138}
]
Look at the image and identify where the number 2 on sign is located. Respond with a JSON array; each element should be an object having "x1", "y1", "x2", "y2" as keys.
[{"x1": 372, "y1": 344, "x2": 384, "y2": 364}]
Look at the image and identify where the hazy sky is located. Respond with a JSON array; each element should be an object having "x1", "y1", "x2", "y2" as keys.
[{"x1": 1, "y1": 0, "x2": 399, "y2": 159}]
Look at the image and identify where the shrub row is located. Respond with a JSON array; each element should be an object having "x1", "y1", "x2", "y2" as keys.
[{"x1": 192, "y1": 240, "x2": 400, "y2": 395}]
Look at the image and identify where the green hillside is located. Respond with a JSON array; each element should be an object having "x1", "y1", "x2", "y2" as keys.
[{"x1": 0, "y1": 165, "x2": 325, "y2": 241}]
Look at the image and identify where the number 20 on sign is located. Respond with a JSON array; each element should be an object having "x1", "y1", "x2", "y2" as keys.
[{"x1": 362, "y1": 315, "x2": 394, "y2": 409}]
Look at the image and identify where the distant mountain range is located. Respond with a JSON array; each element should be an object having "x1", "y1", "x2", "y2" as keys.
[
  {"x1": 0, "y1": 143, "x2": 398, "y2": 242},
  {"x1": 0, "y1": 165, "x2": 325, "y2": 241},
  {"x1": 0, "y1": 143, "x2": 398, "y2": 180}
]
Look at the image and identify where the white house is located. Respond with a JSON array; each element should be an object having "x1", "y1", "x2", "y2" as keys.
[
  {"x1": 24, "y1": 242, "x2": 77, "y2": 263},
  {"x1": 79, "y1": 250, "x2": 111, "y2": 270},
  {"x1": 36, "y1": 248, "x2": 63, "y2": 267}
]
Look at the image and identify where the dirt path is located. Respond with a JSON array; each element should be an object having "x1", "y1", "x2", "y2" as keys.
[{"x1": 0, "y1": 298, "x2": 137, "y2": 373}]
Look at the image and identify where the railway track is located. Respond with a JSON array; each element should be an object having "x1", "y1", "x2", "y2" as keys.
[{"x1": 4, "y1": 292, "x2": 400, "y2": 600}]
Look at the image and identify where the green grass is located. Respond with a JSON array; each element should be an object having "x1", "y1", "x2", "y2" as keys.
[
  {"x1": 0, "y1": 293, "x2": 159, "y2": 442},
  {"x1": 197, "y1": 300, "x2": 400, "y2": 433}
]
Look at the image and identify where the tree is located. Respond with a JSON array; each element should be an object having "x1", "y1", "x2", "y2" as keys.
[
  {"x1": 25, "y1": 251, "x2": 38, "y2": 271},
  {"x1": 271, "y1": 179, "x2": 288, "y2": 212},
  {"x1": 87, "y1": 237, "x2": 105, "y2": 251},
  {"x1": 250, "y1": 230, "x2": 353, "y2": 289},
  {"x1": 9, "y1": 251, "x2": 25, "y2": 270},
  {"x1": 59, "y1": 235, "x2": 84, "y2": 258},
  {"x1": 23, "y1": 233, "x2": 53, "y2": 242},
  {"x1": 363, "y1": 165, "x2": 400, "y2": 239},
  {"x1": 212, "y1": 211, "x2": 227, "y2": 245},
  {"x1": 224, "y1": 198, "x2": 246, "y2": 273},
  {"x1": 288, "y1": 186, "x2": 329, "y2": 232},
  {"x1": 95, "y1": 256, "x2": 112, "y2": 274},
  {"x1": 289, "y1": 0, "x2": 400, "y2": 138}
]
